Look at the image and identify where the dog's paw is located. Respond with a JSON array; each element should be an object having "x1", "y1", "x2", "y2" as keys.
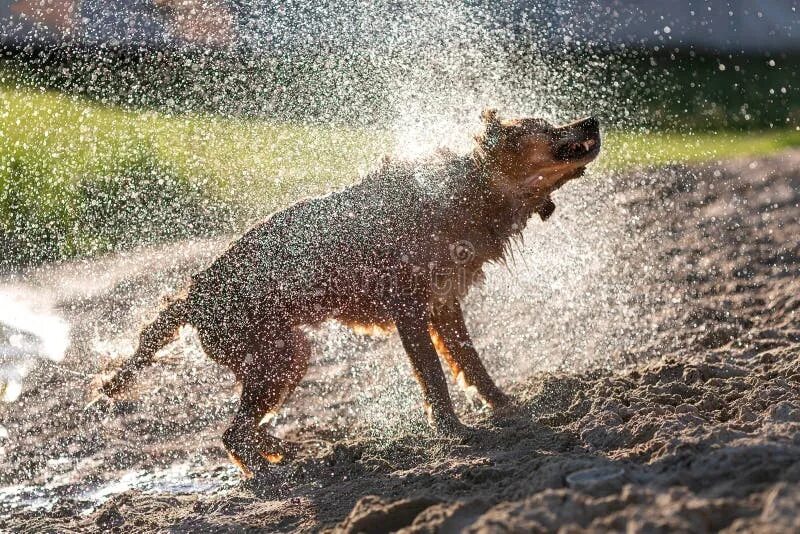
[
  {"x1": 98, "y1": 368, "x2": 135, "y2": 398},
  {"x1": 258, "y1": 435, "x2": 302, "y2": 464},
  {"x1": 229, "y1": 452, "x2": 273, "y2": 479},
  {"x1": 431, "y1": 417, "x2": 472, "y2": 440},
  {"x1": 84, "y1": 391, "x2": 113, "y2": 413}
]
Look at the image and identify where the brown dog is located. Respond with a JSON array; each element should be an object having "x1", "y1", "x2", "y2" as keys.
[{"x1": 100, "y1": 110, "x2": 601, "y2": 475}]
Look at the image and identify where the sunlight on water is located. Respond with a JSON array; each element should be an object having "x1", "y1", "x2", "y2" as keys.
[
  {"x1": 0, "y1": 462, "x2": 238, "y2": 515},
  {"x1": 0, "y1": 290, "x2": 70, "y2": 402},
  {"x1": 5, "y1": 0, "x2": 795, "y2": 520}
]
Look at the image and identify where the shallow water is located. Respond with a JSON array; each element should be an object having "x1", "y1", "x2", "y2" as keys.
[
  {"x1": 0, "y1": 289, "x2": 70, "y2": 402},
  {"x1": 0, "y1": 462, "x2": 239, "y2": 516}
]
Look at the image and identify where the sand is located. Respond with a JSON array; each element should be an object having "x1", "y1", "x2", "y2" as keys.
[{"x1": 1, "y1": 150, "x2": 798, "y2": 532}]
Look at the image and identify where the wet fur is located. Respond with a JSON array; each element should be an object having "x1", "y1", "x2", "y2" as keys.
[{"x1": 101, "y1": 110, "x2": 600, "y2": 475}]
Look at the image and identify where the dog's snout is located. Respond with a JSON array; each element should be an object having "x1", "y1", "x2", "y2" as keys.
[
  {"x1": 578, "y1": 116, "x2": 600, "y2": 135},
  {"x1": 557, "y1": 116, "x2": 600, "y2": 138},
  {"x1": 553, "y1": 116, "x2": 602, "y2": 161}
]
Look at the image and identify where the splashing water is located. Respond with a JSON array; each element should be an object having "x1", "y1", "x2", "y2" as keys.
[
  {"x1": 0, "y1": 0, "x2": 647, "y2": 399},
  {"x1": 1, "y1": 0, "x2": 797, "y2": 516},
  {"x1": 0, "y1": 289, "x2": 70, "y2": 402}
]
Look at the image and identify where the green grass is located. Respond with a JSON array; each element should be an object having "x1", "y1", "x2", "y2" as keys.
[
  {"x1": 0, "y1": 85, "x2": 390, "y2": 206},
  {"x1": 2, "y1": 84, "x2": 800, "y2": 266},
  {"x1": 0, "y1": 85, "x2": 390, "y2": 265},
  {"x1": 4, "y1": 85, "x2": 798, "y2": 183},
  {"x1": 600, "y1": 129, "x2": 800, "y2": 169}
]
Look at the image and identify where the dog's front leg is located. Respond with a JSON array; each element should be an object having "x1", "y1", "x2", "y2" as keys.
[
  {"x1": 393, "y1": 301, "x2": 464, "y2": 434},
  {"x1": 430, "y1": 300, "x2": 512, "y2": 410}
]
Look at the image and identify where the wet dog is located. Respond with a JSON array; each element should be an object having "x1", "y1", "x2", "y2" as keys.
[{"x1": 100, "y1": 110, "x2": 601, "y2": 475}]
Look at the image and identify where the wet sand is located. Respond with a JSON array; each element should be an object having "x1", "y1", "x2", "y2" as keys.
[{"x1": 1, "y1": 150, "x2": 799, "y2": 532}]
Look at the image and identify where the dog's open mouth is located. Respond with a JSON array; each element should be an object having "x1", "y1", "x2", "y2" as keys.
[{"x1": 555, "y1": 137, "x2": 601, "y2": 161}]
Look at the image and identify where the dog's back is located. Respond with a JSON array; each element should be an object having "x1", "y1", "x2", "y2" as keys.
[{"x1": 187, "y1": 153, "x2": 474, "y2": 329}]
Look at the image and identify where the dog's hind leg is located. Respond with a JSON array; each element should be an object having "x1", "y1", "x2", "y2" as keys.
[
  {"x1": 223, "y1": 376, "x2": 286, "y2": 476},
  {"x1": 222, "y1": 327, "x2": 310, "y2": 476},
  {"x1": 429, "y1": 300, "x2": 511, "y2": 410},
  {"x1": 101, "y1": 298, "x2": 189, "y2": 397},
  {"x1": 255, "y1": 328, "x2": 310, "y2": 460}
]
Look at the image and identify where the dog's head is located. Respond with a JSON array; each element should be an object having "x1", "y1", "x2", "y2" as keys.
[{"x1": 476, "y1": 109, "x2": 601, "y2": 220}]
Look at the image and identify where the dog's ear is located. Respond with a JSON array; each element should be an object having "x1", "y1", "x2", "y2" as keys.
[
  {"x1": 477, "y1": 108, "x2": 503, "y2": 152},
  {"x1": 480, "y1": 108, "x2": 499, "y2": 124},
  {"x1": 535, "y1": 196, "x2": 556, "y2": 221}
]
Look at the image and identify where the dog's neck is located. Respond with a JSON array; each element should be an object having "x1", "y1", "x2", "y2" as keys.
[
  {"x1": 458, "y1": 153, "x2": 551, "y2": 262},
  {"x1": 476, "y1": 154, "x2": 552, "y2": 224}
]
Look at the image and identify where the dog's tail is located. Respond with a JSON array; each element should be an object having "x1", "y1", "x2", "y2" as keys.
[{"x1": 100, "y1": 296, "x2": 191, "y2": 398}]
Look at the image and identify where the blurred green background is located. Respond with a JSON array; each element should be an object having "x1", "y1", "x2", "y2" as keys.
[{"x1": 1, "y1": 42, "x2": 799, "y2": 268}]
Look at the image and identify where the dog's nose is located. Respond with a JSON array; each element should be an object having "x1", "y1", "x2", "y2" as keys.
[
  {"x1": 578, "y1": 116, "x2": 600, "y2": 134},
  {"x1": 561, "y1": 116, "x2": 600, "y2": 136}
]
